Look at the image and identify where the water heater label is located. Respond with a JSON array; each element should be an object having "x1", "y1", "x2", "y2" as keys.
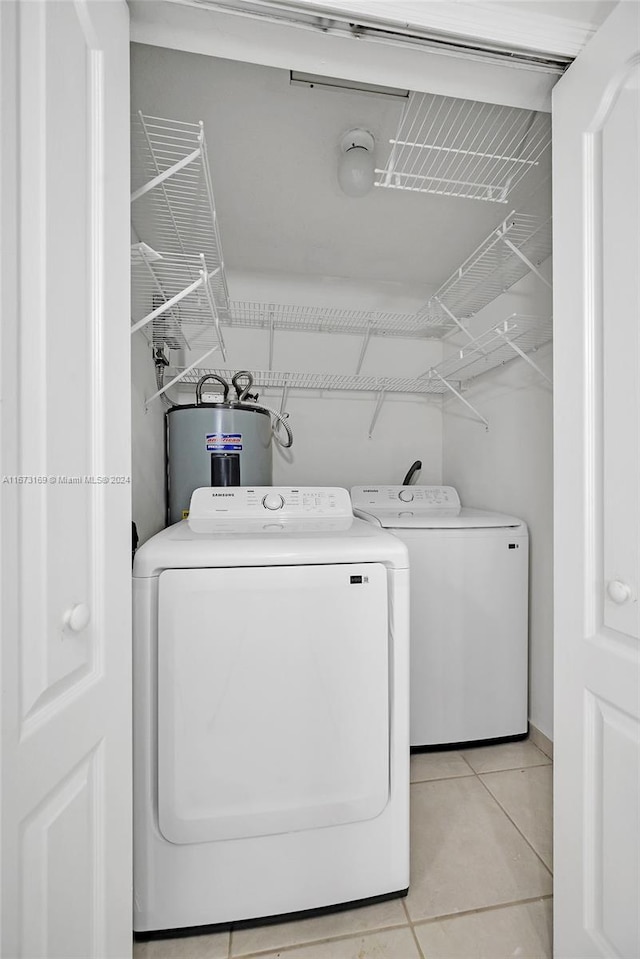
[{"x1": 206, "y1": 433, "x2": 243, "y2": 451}]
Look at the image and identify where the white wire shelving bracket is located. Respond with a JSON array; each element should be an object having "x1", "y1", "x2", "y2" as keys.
[
  {"x1": 420, "y1": 314, "x2": 553, "y2": 428},
  {"x1": 145, "y1": 346, "x2": 220, "y2": 408},
  {"x1": 417, "y1": 212, "x2": 553, "y2": 332},
  {"x1": 130, "y1": 114, "x2": 230, "y2": 387},
  {"x1": 376, "y1": 91, "x2": 551, "y2": 204}
]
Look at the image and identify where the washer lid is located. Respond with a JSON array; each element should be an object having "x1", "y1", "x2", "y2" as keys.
[
  {"x1": 351, "y1": 485, "x2": 523, "y2": 529},
  {"x1": 352, "y1": 485, "x2": 461, "y2": 511},
  {"x1": 353, "y1": 506, "x2": 524, "y2": 529}
]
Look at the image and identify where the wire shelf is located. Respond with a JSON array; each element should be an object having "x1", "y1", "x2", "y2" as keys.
[
  {"x1": 419, "y1": 213, "x2": 552, "y2": 324},
  {"x1": 131, "y1": 113, "x2": 230, "y2": 342},
  {"x1": 225, "y1": 302, "x2": 450, "y2": 337},
  {"x1": 163, "y1": 315, "x2": 551, "y2": 432},
  {"x1": 131, "y1": 246, "x2": 226, "y2": 356},
  {"x1": 376, "y1": 91, "x2": 551, "y2": 203},
  {"x1": 176, "y1": 367, "x2": 444, "y2": 396},
  {"x1": 427, "y1": 314, "x2": 553, "y2": 385}
]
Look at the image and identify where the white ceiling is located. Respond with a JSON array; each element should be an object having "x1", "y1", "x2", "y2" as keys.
[
  {"x1": 496, "y1": 1, "x2": 615, "y2": 28},
  {"x1": 285, "y1": 0, "x2": 617, "y2": 32},
  {"x1": 131, "y1": 42, "x2": 552, "y2": 297}
]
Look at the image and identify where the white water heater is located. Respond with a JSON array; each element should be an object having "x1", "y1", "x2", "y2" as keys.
[{"x1": 166, "y1": 373, "x2": 291, "y2": 524}]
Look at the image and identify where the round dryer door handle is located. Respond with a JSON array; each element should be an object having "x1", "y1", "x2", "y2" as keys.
[
  {"x1": 63, "y1": 603, "x2": 91, "y2": 632},
  {"x1": 606, "y1": 581, "x2": 632, "y2": 605}
]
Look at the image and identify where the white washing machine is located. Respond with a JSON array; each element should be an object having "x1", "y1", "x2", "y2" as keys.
[
  {"x1": 351, "y1": 486, "x2": 528, "y2": 749},
  {"x1": 133, "y1": 486, "x2": 410, "y2": 936}
]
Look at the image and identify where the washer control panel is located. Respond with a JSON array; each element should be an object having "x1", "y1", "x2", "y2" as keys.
[
  {"x1": 189, "y1": 486, "x2": 353, "y2": 520},
  {"x1": 351, "y1": 485, "x2": 462, "y2": 510}
]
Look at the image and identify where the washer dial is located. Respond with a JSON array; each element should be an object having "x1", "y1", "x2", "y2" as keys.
[{"x1": 262, "y1": 492, "x2": 285, "y2": 511}]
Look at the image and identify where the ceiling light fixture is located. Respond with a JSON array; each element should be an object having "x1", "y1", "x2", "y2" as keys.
[{"x1": 338, "y1": 129, "x2": 375, "y2": 198}]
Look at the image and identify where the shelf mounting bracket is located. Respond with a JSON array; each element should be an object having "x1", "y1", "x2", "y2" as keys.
[
  {"x1": 145, "y1": 346, "x2": 219, "y2": 408},
  {"x1": 500, "y1": 236, "x2": 552, "y2": 289},
  {"x1": 356, "y1": 324, "x2": 373, "y2": 374},
  {"x1": 268, "y1": 306, "x2": 275, "y2": 370},
  {"x1": 368, "y1": 389, "x2": 387, "y2": 438},
  {"x1": 433, "y1": 297, "x2": 478, "y2": 346},
  {"x1": 495, "y1": 325, "x2": 552, "y2": 384},
  {"x1": 429, "y1": 369, "x2": 489, "y2": 430},
  {"x1": 199, "y1": 254, "x2": 227, "y2": 362},
  {"x1": 131, "y1": 273, "x2": 204, "y2": 335},
  {"x1": 279, "y1": 382, "x2": 290, "y2": 417},
  {"x1": 131, "y1": 147, "x2": 201, "y2": 203},
  {"x1": 131, "y1": 267, "x2": 221, "y2": 335}
]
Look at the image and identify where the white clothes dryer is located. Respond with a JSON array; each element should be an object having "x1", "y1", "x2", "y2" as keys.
[
  {"x1": 133, "y1": 487, "x2": 410, "y2": 936},
  {"x1": 351, "y1": 486, "x2": 528, "y2": 749}
]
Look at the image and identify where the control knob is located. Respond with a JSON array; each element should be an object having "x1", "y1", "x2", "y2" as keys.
[
  {"x1": 398, "y1": 489, "x2": 414, "y2": 503},
  {"x1": 262, "y1": 492, "x2": 285, "y2": 511}
]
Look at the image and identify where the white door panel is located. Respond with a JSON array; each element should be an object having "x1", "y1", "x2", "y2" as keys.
[
  {"x1": 0, "y1": 2, "x2": 131, "y2": 957},
  {"x1": 601, "y1": 59, "x2": 639, "y2": 641},
  {"x1": 553, "y1": 4, "x2": 640, "y2": 956},
  {"x1": 157, "y1": 564, "x2": 389, "y2": 843},
  {"x1": 19, "y1": 0, "x2": 97, "y2": 722}
]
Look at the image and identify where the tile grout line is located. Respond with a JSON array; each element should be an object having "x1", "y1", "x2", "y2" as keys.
[
  {"x1": 229, "y1": 891, "x2": 556, "y2": 959},
  {"x1": 465, "y1": 760, "x2": 551, "y2": 775},
  {"x1": 229, "y1": 921, "x2": 410, "y2": 959},
  {"x1": 459, "y1": 752, "x2": 477, "y2": 775},
  {"x1": 401, "y1": 893, "x2": 428, "y2": 959},
  {"x1": 407, "y1": 922, "x2": 427, "y2": 959},
  {"x1": 410, "y1": 772, "x2": 474, "y2": 785},
  {"x1": 474, "y1": 769, "x2": 554, "y2": 877},
  {"x1": 410, "y1": 893, "x2": 554, "y2": 929}
]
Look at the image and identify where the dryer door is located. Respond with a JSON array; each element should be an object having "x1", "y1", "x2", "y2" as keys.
[{"x1": 157, "y1": 562, "x2": 389, "y2": 843}]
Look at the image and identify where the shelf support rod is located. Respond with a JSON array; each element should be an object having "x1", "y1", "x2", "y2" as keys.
[
  {"x1": 500, "y1": 236, "x2": 552, "y2": 289},
  {"x1": 368, "y1": 389, "x2": 386, "y2": 439},
  {"x1": 433, "y1": 297, "x2": 477, "y2": 345},
  {"x1": 356, "y1": 325, "x2": 373, "y2": 374},
  {"x1": 279, "y1": 383, "x2": 290, "y2": 417},
  {"x1": 131, "y1": 147, "x2": 201, "y2": 203},
  {"x1": 199, "y1": 124, "x2": 230, "y2": 307},
  {"x1": 268, "y1": 306, "x2": 275, "y2": 371},
  {"x1": 199, "y1": 255, "x2": 227, "y2": 362},
  {"x1": 131, "y1": 273, "x2": 207, "y2": 334},
  {"x1": 495, "y1": 329, "x2": 552, "y2": 384},
  {"x1": 145, "y1": 346, "x2": 219, "y2": 406},
  {"x1": 434, "y1": 298, "x2": 488, "y2": 354},
  {"x1": 429, "y1": 370, "x2": 489, "y2": 430}
]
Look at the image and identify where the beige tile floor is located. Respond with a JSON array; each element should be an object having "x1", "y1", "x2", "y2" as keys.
[{"x1": 135, "y1": 739, "x2": 553, "y2": 959}]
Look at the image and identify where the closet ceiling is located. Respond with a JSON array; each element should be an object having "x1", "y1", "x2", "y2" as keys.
[{"x1": 131, "y1": 43, "x2": 552, "y2": 292}]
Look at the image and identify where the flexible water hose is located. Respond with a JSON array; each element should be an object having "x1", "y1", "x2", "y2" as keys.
[{"x1": 244, "y1": 401, "x2": 294, "y2": 448}]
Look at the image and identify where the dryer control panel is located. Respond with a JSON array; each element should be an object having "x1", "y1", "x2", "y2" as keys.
[
  {"x1": 189, "y1": 486, "x2": 353, "y2": 520},
  {"x1": 351, "y1": 486, "x2": 461, "y2": 510}
]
